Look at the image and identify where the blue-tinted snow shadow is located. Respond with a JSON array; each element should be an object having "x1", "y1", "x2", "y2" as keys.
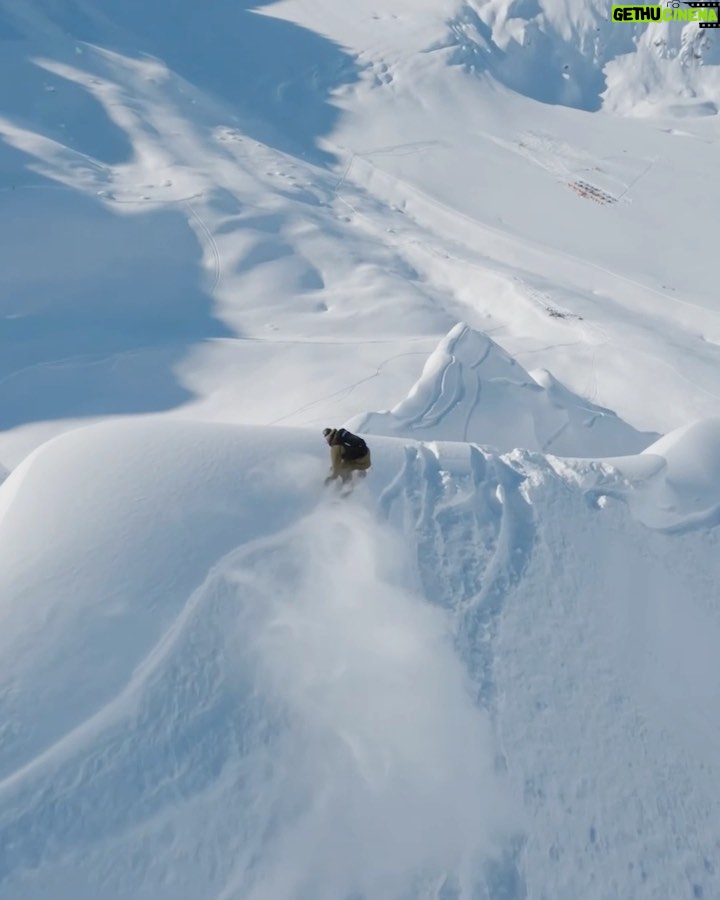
[
  {"x1": 0, "y1": 10, "x2": 134, "y2": 169},
  {"x1": 0, "y1": 5, "x2": 248, "y2": 432},
  {"x1": 42, "y1": 0, "x2": 359, "y2": 167},
  {"x1": 0, "y1": 0, "x2": 358, "y2": 431},
  {"x1": 0, "y1": 189, "x2": 232, "y2": 430}
]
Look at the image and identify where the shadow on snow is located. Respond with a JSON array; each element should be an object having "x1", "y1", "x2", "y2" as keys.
[
  {"x1": 0, "y1": 188, "x2": 233, "y2": 430},
  {"x1": 22, "y1": 0, "x2": 359, "y2": 166},
  {"x1": 0, "y1": 0, "x2": 359, "y2": 431}
]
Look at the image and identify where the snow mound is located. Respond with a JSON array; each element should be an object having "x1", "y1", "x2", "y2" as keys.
[
  {"x1": 348, "y1": 323, "x2": 658, "y2": 456},
  {"x1": 446, "y1": 0, "x2": 720, "y2": 116},
  {"x1": 638, "y1": 418, "x2": 720, "y2": 529},
  {"x1": 579, "y1": 417, "x2": 720, "y2": 532},
  {"x1": 0, "y1": 420, "x2": 319, "y2": 784}
]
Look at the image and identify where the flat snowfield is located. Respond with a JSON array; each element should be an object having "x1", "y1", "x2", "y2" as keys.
[{"x1": 1, "y1": 2, "x2": 720, "y2": 899}]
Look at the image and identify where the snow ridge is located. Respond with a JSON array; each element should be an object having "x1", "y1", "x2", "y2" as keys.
[{"x1": 349, "y1": 323, "x2": 658, "y2": 456}]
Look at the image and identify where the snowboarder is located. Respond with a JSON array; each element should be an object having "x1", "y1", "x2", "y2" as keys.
[{"x1": 322, "y1": 427, "x2": 371, "y2": 487}]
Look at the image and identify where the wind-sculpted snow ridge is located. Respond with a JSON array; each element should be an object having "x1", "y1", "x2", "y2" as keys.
[
  {"x1": 348, "y1": 323, "x2": 659, "y2": 457},
  {"x1": 447, "y1": 0, "x2": 720, "y2": 115}
]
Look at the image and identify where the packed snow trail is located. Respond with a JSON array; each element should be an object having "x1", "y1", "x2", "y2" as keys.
[{"x1": 2, "y1": 419, "x2": 720, "y2": 898}]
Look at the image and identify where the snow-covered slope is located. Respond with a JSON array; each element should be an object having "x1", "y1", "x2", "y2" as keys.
[
  {"x1": 3, "y1": 0, "x2": 720, "y2": 464},
  {"x1": 448, "y1": 0, "x2": 720, "y2": 115},
  {"x1": 0, "y1": 420, "x2": 515, "y2": 900},
  {"x1": 3, "y1": 0, "x2": 720, "y2": 897},
  {"x1": 3, "y1": 418, "x2": 720, "y2": 899}
]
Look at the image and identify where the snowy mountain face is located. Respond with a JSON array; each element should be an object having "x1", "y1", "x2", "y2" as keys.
[
  {"x1": 451, "y1": 0, "x2": 720, "y2": 114},
  {"x1": 2, "y1": 1, "x2": 720, "y2": 899}
]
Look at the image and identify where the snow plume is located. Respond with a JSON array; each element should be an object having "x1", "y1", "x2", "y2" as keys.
[{"x1": 218, "y1": 500, "x2": 516, "y2": 900}]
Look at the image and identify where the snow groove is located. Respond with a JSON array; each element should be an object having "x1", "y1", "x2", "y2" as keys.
[
  {"x1": 381, "y1": 443, "x2": 534, "y2": 712},
  {"x1": 380, "y1": 441, "x2": 535, "y2": 900}
]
